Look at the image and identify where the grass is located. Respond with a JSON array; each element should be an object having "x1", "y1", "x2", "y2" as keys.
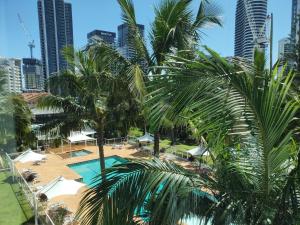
[
  {"x1": 149, "y1": 139, "x2": 198, "y2": 154},
  {"x1": 0, "y1": 171, "x2": 34, "y2": 225}
]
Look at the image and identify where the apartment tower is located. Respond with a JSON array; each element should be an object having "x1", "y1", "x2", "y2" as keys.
[
  {"x1": 117, "y1": 23, "x2": 145, "y2": 59},
  {"x1": 234, "y1": 0, "x2": 268, "y2": 60},
  {"x1": 0, "y1": 57, "x2": 22, "y2": 93},
  {"x1": 37, "y1": 0, "x2": 74, "y2": 91}
]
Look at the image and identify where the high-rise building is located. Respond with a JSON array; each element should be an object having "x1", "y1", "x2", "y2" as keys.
[
  {"x1": 0, "y1": 57, "x2": 22, "y2": 93},
  {"x1": 87, "y1": 30, "x2": 116, "y2": 47},
  {"x1": 278, "y1": 38, "x2": 293, "y2": 60},
  {"x1": 37, "y1": 0, "x2": 74, "y2": 91},
  {"x1": 22, "y1": 58, "x2": 44, "y2": 91},
  {"x1": 234, "y1": 0, "x2": 268, "y2": 60},
  {"x1": 117, "y1": 23, "x2": 145, "y2": 59},
  {"x1": 291, "y1": 0, "x2": 300, "y2": 46}
]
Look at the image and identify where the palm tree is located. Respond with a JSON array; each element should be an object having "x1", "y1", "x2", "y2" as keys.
[
  {"x1": 38, "y1": 44, "x2": 137, "y2": 176},
  {"x1": 77, "y1": 49, "x2": 300, "y2": 225},
  {"x1": 117, "y1": 0, "x2": 222, "y2": 156}
]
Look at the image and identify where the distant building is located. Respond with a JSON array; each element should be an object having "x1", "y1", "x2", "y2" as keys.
[
  {"x1": 117, "y1": 23, "x2": 145, "y2": 59},
  {"x1": 21, "y1": 92, "x2": 62, "y2": 124},
  {"x1": 37, "y1": 0, "x2": 74, "y2": 91},
  {"x1": 0, "y1": 57, "x2": 22, "y2": 93},
  {"x1": 291, "y1": 0, "x2": 300, "y2": 46},
  {"x1": 22, "y1": 58, "x2": 44, "y2": 91},
  {"x1": 278, "y1": 38, "x2": 293, "y2": 60},
  {"x1": 87, "y1": 30, "x2": 116, "y2": 47},
  {"x1": 234, "y1": 0, "x2": 268, "y2": 60}
]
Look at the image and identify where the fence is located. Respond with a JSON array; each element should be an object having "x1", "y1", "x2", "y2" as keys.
[
  {"x1": 104, "y1": 136, "x2": 127, "y2": 145},
  {"x1": 1, "y1": 151, "x2": 55, "y2": 225}
]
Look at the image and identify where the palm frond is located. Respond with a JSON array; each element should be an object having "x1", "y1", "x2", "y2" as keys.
[
  {"x1": 77, "y1": 159, "x2": 216, "y2": 225},
  {"x1": 117, "y1": 0, "x2": 150, "y2": 64}
]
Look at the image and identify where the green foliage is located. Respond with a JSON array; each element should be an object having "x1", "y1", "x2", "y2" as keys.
[
  {"x1": 128, "y1": 127, "x2": 143, "y2": 137},
  {"x1": 0, "y1": 70, "x2": 35, "y2": 152},
  {"x1": 78, "y1": 49, "x2": 300, "y2": 225},
  {"x1": 77, "y1": 159, "x2": 215, "y2": 225}
]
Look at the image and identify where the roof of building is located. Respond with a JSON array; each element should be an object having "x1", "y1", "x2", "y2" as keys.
[{"x1": 21, "y1": 92, "x2": 49, "y2": 105}]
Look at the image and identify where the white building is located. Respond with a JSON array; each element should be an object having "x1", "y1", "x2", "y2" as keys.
[{"x1": 0, "y1": 57, "x2": 22, "y2": 93}]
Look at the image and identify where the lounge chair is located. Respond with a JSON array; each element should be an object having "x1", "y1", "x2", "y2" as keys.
[{"x1": 32, "y1": 160, "x2": 41, "y2": 166}]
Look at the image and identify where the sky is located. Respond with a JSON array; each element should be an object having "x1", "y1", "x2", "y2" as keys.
[{"x1": 0, "y1": 0, "x2": 292, "y2": 63}]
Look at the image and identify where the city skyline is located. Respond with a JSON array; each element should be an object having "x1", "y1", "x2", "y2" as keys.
[{"x1": 0, "y1": 0, "x2": 292, "y2": 63}]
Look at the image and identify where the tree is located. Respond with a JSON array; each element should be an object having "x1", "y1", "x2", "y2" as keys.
[
  {"x1": 117, "y1": 0, "x2": 222, "y2": 156},
  {"x1": 38, "y1": 44, "x2": 138, "y2": 176},
  {"x1": 0, "y1": 70, "x2": 35, "y2": 152},
  {"x1": 77, "y1": 49, "x2": 300, "y2": 225}
]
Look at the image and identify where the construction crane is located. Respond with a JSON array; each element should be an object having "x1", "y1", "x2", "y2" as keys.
[
  {"x1": 243, "y1": 0, "x2": 272, "y2": 53},
  {"x1": 17, "y1": 13, "x2": 35, "y2": 58}
]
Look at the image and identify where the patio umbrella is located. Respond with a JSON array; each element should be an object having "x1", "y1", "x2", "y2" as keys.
[
  {"x1": 38, "y1": 176, "x2": 85, "y2": 199},
  {"x1": 137, "y1": 133, "x2": 154, "y2": 143},
  {"x1": 187, "y1": 146, "x2": 210, "y2": 156},
  {"x1": 14, "y1": 149, "x2": 46, "y2": 163}
]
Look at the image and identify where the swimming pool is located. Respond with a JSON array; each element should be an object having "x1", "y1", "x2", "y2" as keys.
[
  {"x1": 68, "y1": 155, "x2": 127, "y2": 186},
  {"x1": 70, "y1": 149, "x2": 92, "y2": 157},
  {"x1": 68, "y1": 156, "x2": 213, "y2": 225}
]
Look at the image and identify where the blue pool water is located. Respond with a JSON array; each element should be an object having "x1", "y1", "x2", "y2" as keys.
[
  {"x1": 68, "y1": 155, "x2": 127, "y2": 186},
  {"x1": 70, "y1": 149, "x2": 92, "y2": 157}
]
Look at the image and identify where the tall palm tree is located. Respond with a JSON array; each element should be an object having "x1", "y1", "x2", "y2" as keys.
[
  {"x1": 78, "y1": 49, "x2": 300, "y2": 225},
  {"x1": 117, "y1": 0, "x2": 222, "y2": 156},
  {"x1": 38, "y1": 44, "x2": 137, "y2": 175}
]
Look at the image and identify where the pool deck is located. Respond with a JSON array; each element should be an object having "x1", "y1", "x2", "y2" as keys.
[
  {"x1": 14, "y1": 144, "x2": 198, "y2": 216},
  {"x1": 15, "y1": 144, "x2": 150, "y2": 213}
]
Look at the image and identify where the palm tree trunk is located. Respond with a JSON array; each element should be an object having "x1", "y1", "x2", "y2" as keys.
[
  {"x1": 170, "y1": 127, "x2": 176, "y2": 146},
  {"x1": 154, "y1": 131, "x2": 160, "y2": 157},
  {"x1": 97, "y1": 126, "x2": 106, "y2": 178}
]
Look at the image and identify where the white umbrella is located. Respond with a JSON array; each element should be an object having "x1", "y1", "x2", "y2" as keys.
[
  {"x1": 137, "y1": 133, "x2": 154, "y2": 143},
  {"x1": 14, "y1": 149, "x2": 46, "y2": 163},
  {"x1": 67, "y1": 133, "x2": 95, "y2": 143},
  {"x1": 38, "y1": 176, "x2": 85, "y2": 199},
  {"x1": 187, "y1": 146, "x2": 210, "y2": 156}
]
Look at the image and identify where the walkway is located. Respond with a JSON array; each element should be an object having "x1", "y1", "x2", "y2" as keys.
[{"x1": 0, "y1": 171, "x2": 33, "y2": 225}]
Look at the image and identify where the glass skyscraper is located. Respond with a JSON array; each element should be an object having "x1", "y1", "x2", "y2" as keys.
[
  {"x1": 234, "y1": 0, "x2": 268, "y2": 60},
  {"x1": 37, "y1": 0, "x2": 74, "y2": 91},
  {"x1": 291, "y1": 0, "x2": 300, "y2": 46},
  {"x1": 117, "y1": 23, "x2": 144, "y2": 59},
  {"x1": 22, "y1": 58, "x2": 44, "y2": 91},
  {"x1": 87, "y1": 30, "x2": 116, "y2": 47}
]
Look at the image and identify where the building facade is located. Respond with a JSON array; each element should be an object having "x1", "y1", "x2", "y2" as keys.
[
  {"x1": 117, "y1": 23, "x2": 145, "y2": 59},
  {"x1": 37, "y1": 0, "x2": 74, "y2": 91},
  {"x1": 22, "y1": 58, "x2": 44, "y2": 91},
  {"x1": 0, "y1": 57, "x2": 22, "y2": 93},
  {"x1": 278, "y1": 38, "x2": 293, "y2": 60},
  {"x1": 291, "y1": 0, "x2": 300, "y2": 46},
  {"x1": 234, "y1": 0, "x2": 268, "y2": 60},
  {"x1": 87, "y1": 30, "x2": 116, "y2": 47}
]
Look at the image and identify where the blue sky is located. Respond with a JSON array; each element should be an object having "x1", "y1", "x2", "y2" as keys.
[{"x1": 0, "y1": 0, "x2": 292, "y2": 62}]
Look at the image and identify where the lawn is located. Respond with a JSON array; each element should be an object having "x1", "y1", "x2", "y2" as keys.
[
  {"x1": 149, "y1": 139, "x2": 198, "y2": 155},
  {"x1": 0, "y1": 171, "x2": 34, "y2": 225}
]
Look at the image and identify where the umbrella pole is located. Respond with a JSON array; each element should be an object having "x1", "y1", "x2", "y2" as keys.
[
  {"x1": 61, "y1": 139, "x2": 63, "y2": 153},
  {"x1": 34, "y1": 195, "x2": 38, "y2": 225}
]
